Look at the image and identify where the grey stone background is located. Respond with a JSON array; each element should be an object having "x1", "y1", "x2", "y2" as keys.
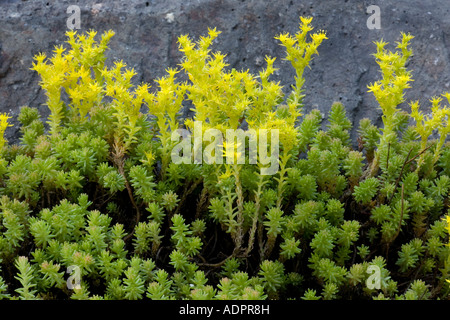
[{"x1": 1, "y1": 0, "x2": 449, "y2": 144}]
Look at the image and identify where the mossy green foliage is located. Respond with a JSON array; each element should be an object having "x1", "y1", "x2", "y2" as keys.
[{"x1": 0, "y1": 17, "x2": 448, "y2": 300}]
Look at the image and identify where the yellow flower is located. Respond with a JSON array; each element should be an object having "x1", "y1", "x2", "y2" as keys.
[
  {"x1": 367, "y1": 81, "x2": 382, "y2": 94},
  {"x1": 207, "y1": 27, "x2": 221, "y2": 39},
  {"x1": 53, "y1": 45, "x2": 66, "y2": 56},
  {"x1": 300, "y1": 16, "x2": 313, "y2": 26},
  {"x1": 141, "y1": 150, "x2": 156, "y2": 168},
  {"x1": 275, "y1": 32, "x2": 291, "y2": 44},
  {"x1": 299, "y1": 16, "x2": 313, "y2": 34},
  {"x1": 442, "y1": 92, "x2": 450, "y2": 104},
  {"x1": 0, "y1": 113, "x2": 12, "y2": 130},
  {"x1": 65, "y1": 29, "x2": 77, "y2": 39},
  {"x1": 310, "y1": 31, "x2": 328, "y2": 44},
  {"x1": 375, "y1": 39, "x2": 388, "y2": 52},
  {"x1": 0, "y1": 113, "x2": 12, "y2": 151}
]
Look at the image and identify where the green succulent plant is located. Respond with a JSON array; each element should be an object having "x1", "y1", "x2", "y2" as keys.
[{"x1": 0, "y1": 17, "x2": 448, "y2": 301}]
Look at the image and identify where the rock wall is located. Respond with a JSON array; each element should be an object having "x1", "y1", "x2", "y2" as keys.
[{"x1": 1, "y1": 0, "x2": 449, "y2": 143}]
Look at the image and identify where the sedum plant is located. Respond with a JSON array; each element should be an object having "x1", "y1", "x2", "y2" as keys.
[{"x1": 0, "y1": 17, "x2": 448, "y2": 301}]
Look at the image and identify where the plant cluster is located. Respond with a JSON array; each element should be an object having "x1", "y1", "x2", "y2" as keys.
[{"x1": 0, "y1": 17, "x2": 448, "y2": 300}]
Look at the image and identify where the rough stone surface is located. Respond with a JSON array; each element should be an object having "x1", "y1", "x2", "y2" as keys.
[{"x1": 1, "y1": 0, "x2": 449, "y2": 144}]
